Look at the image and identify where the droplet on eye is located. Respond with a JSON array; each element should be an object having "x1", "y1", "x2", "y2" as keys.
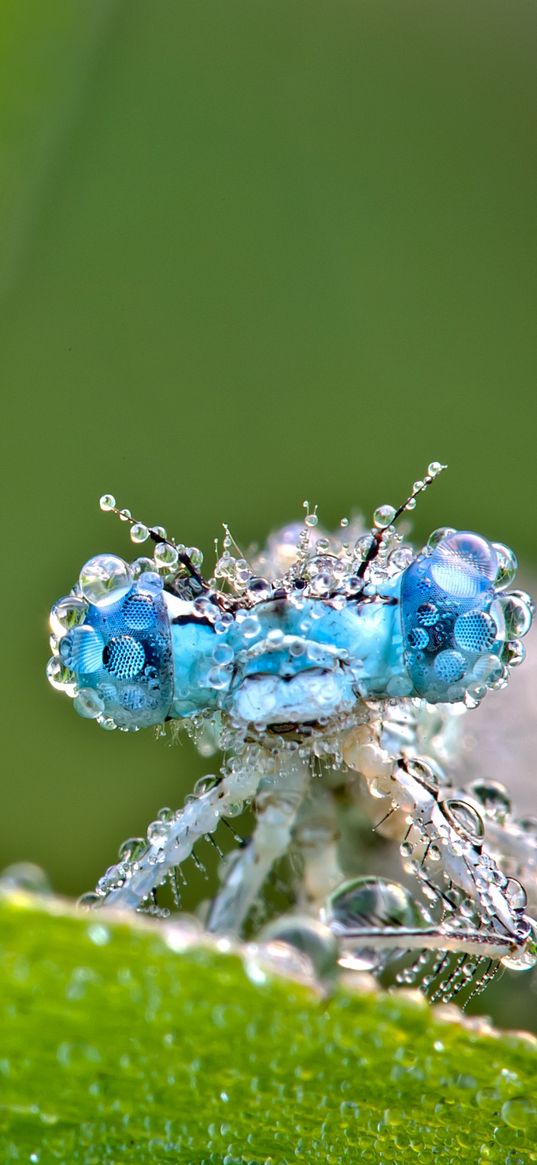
[{"x1": 79, "y1": 554, "x2": 132, "y2": 607}]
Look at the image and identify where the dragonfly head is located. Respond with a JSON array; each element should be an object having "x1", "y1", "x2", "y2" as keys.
[
  {"x1": 47, "y1": 554, "x2": 174, "y2": 730},
  {"x1": 401, "y1": 530, "x2": 533, "y2": 704}
]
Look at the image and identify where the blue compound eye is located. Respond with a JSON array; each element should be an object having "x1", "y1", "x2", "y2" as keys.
[
  {"x1": 103, "y1": 635, "x2": 146, "y2": 680},
  {"x1": 401, "y1": 530, "x2": 507, "y2": 702},
  {"x1": 48, "y1": 560, "x2": 174, "y2": 730}
]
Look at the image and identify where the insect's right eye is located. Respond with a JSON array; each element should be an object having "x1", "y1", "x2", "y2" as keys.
[{"x1": 401, "y1": 530, "x2": 533, "y2": 704}]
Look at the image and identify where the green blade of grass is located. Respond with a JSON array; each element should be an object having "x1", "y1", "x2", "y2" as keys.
[{"x1": 1, "y1": 894, "x2": 536, "y2": 1162}]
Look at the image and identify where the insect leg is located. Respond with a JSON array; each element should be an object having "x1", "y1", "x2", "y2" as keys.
[
  {"x1": 206, "y1": 753, "x2": 310, "y2": 935},
  {"x1": 93, "y1": 744, "x2": 266, "y2": 912}
]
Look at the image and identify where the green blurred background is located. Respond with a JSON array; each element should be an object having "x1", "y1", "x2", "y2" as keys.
[{"x1": 1, "y1": 1, "x2": 536, "y2": 1024}]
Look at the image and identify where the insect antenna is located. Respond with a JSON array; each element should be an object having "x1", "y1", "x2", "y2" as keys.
[
  {"x1": 355, "y1": 460, "x2": 448, "y2": 582},
  {"x1": 98, "y1": 493, "x2": 209, "y2": 590}
]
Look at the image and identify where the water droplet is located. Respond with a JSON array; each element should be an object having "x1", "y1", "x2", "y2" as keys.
[
  {"x1": 496, "y1": 593, "x2": 532, "y2": 641},
  {"x1": 468, "y1": 780, "x2": 512, "y2": 822},
  {"x1": 130, "y1": 522, "x2": 149, "y2": 544},
  {"x1": 324, "y1": 877, "x2": 428, "y2": 971},
  {"x1": 79, "y1": 554, "x2": 132, "y2": 607},
  {"x1": 501, "y1": 919, "x2": 537, "y2": 972},
  {"x1": 504, "y1": 879, "x2": 527, "y2": 911},
  {"x1": 99, "y1": 494, "x2": 116, "y2": 512},
  {"x1": 441, "y1": 798, "x2": 485, "y2": 842},
  {"x1": 492, "y1": 543, "x2": 518, "y2": 590},
  {"x1": 147, "y1": 820, "x2": 170, "y2": 848},
  {"x1": 213, "y1": 643, "x2": 233, "y2": 665},
  {"x1": 49, "y1": 596, "x2": 88, "y2": 638},
  {"x1": 427, "y1": 461, "x2": 446, "y2": 478},
  {"x1": 427, "y1": 527, "x2": 456, "y2": 551},
  {"x1": 154, "y1": 542, "x2": 179, "y2": 569},
  {"x1": 502, "y1": 639, "x2": 526, "y2": 668},
  {"x1": 259, "y1": 915, "x2": 339, "y2": 985},
  {"x1": 373, "y1": 505, "x2": 395, "y2": 529},
  {"x1": 46, "y1": 657, "x2": 77, "y2": 696},
  {"x1": 60, "y1": 626, "x2": 104, "y2": 673},
  {"x1": 0, "y1": 862, "x2": 51, "y2": 895},
  {"x1": 245, "y1": 577, "x2": 271, "y2": 601},
  {"x1": 137, "y1": 571, "x2": 163, "y2": 596},
  {"x1": 501, "y1": 1096, "x2": 537, "y2": 1130},
  {"x1": 73, "y1": 688, "x2": 105, "y2": 720}
]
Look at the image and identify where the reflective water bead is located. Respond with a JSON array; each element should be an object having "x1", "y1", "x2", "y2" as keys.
[
  {"x1": 502, "y1": 639, "x2": 526, "y2": 668},
  {"x1": 259, "y1": 915, "x2": 339, "y2": 985},
  {"x1": 373, "y1": 505, "x2": 396, "y2": 529},
  {"x1": 79, "y1": 554, "x2": 132, "y2": 607},
  {"x1": 49, "y1": 595, "x2": 88, "y2": 638},
  {"x1": 498, "y1": 593, "x2": 533, "y2": 639},
  {"x1": 241, "y1": 616, "x2": 261, "y2": 639},
  {"x1": 427, "y1": 461, "x2": 446, "y2": 478},
  {"x1": 154, "y1": 542, "x2": 179, "y2": 569},
  {"x1": 355, "y1": 533, "x2": 374, "y2": 558},
  {"x1": 440, "y1": 798, "x2": 485, "y2": 843},
  {"x1": 46, "y1": 657, "x2": 77, "y2": 696},
  {"x1": 130, "y1": 556, "x2": 154, "y2": 579},
  {"x1": 137, "y1": 570, "x2": 164, "y2": 596},
  {"x1": 73, "y1": 688, "x2": 105, "y2": 719},
  {"x1": 245, "y1": 577, "x2": 272, "y2": 601},
  {"x1": 500, "y1": 1097, "x2": 537, "y2": 1131},
  {"x1": 60, "y1": 625, "x2": 104, "y2": 673},
  {"x1": 147, "y1": 820, "x2": 170, "y2": 848},
  {"x1": 119, "y1": 508, "x2": 131, "y2": 522},
  {"x1": 213, "y1": 643, "x2": 234, "y2": 665},
  {"x1": 0, "y1": 861, "x2": 52, "y2": 895},
  {"x1": 97, "y1": 715, "x2": 117, "y2": 730},
  {"x1": 324, "y1": 876, "x2": 428, "y2": 971},
  {"x1": 130, "y1": 522, "x2": 150, "y2": 544},
  {"x1": 427, "y1": 527, "x2": 456, "y2": 551},
  {"x1": 492, "y1": 542, "x2": 518, "y2": 590},
  {"x1": 501, "y1": 919, "x2": 537, "y2": 971},
  {"x1": 99, "y1": 494, "x2": 116, "y2": 512},
  {"x1": 504, "y1": 878, "x2": 527, "y2": 911}
]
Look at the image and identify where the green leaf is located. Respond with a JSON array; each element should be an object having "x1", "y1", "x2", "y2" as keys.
[{"x1": 1, "y1": 895, "x2": 536, "y2": 1162}]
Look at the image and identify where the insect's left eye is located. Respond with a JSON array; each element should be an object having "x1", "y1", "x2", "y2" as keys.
[
  {"x1": 401, "y1": 530, "x2": 533, "y2": 703},
  {"x1": 47, "y1": 554, "x2": 174, "y2": 730}
]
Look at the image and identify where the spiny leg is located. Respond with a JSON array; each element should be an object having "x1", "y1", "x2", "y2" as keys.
[
  {"x1": 92, "y1": 744, "x2": 270, "y2": 912},
  {"x1": 206, "y1": 753, "x2": 310, "y2": 935},
  {"x1": 340, "y1": 726, "x2": 536, "y2": 979}
]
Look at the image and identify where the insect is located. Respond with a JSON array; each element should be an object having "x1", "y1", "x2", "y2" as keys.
[{"x1": 47, "y1": 464, "x2": 537, "y2": 1004}]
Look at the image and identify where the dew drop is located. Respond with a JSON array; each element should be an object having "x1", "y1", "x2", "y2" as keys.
[
  {"x1": 324, "y1": 876, "x2": 428, "y2": 971},
  {"x1": 79, "y1": 554, "x2": 132, "y2": 608},
  {"x1": 258, "y1": 915, "x2": 339, "y2": 985},
  {"x1": 99, "y1": 494, "x2": 116, "y2": 512},
  {"x1": 468, "y1": 780, "x2": 512, "y2": 822},
  {"x1": 154, "y1": 542, "x2": 179, "y2": 569},
  {"x1": 130, "y1": 522, "x2": 150, "y2": 544},
  {"x1": 49, "y1": 596, "x2": 88, "y2": 639},
  {"x1": 46, "y1": 657, "x2": 77, "y2": 696},
  {"x1": 373, "y1": 505, "x2": 396, "y2": 529},
  {"x1": 492, "y1": 543, "x2": 518, "y2": 590},
  {"x1": 0, "y1": 862, "x2": 51, "y2": 895},
  {"x1": 501, "y1": 1096, "x2": 537, "y2": 1130},
  {"x1": 73, "y1": 688, "x2": 105, "y2": 720}
]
